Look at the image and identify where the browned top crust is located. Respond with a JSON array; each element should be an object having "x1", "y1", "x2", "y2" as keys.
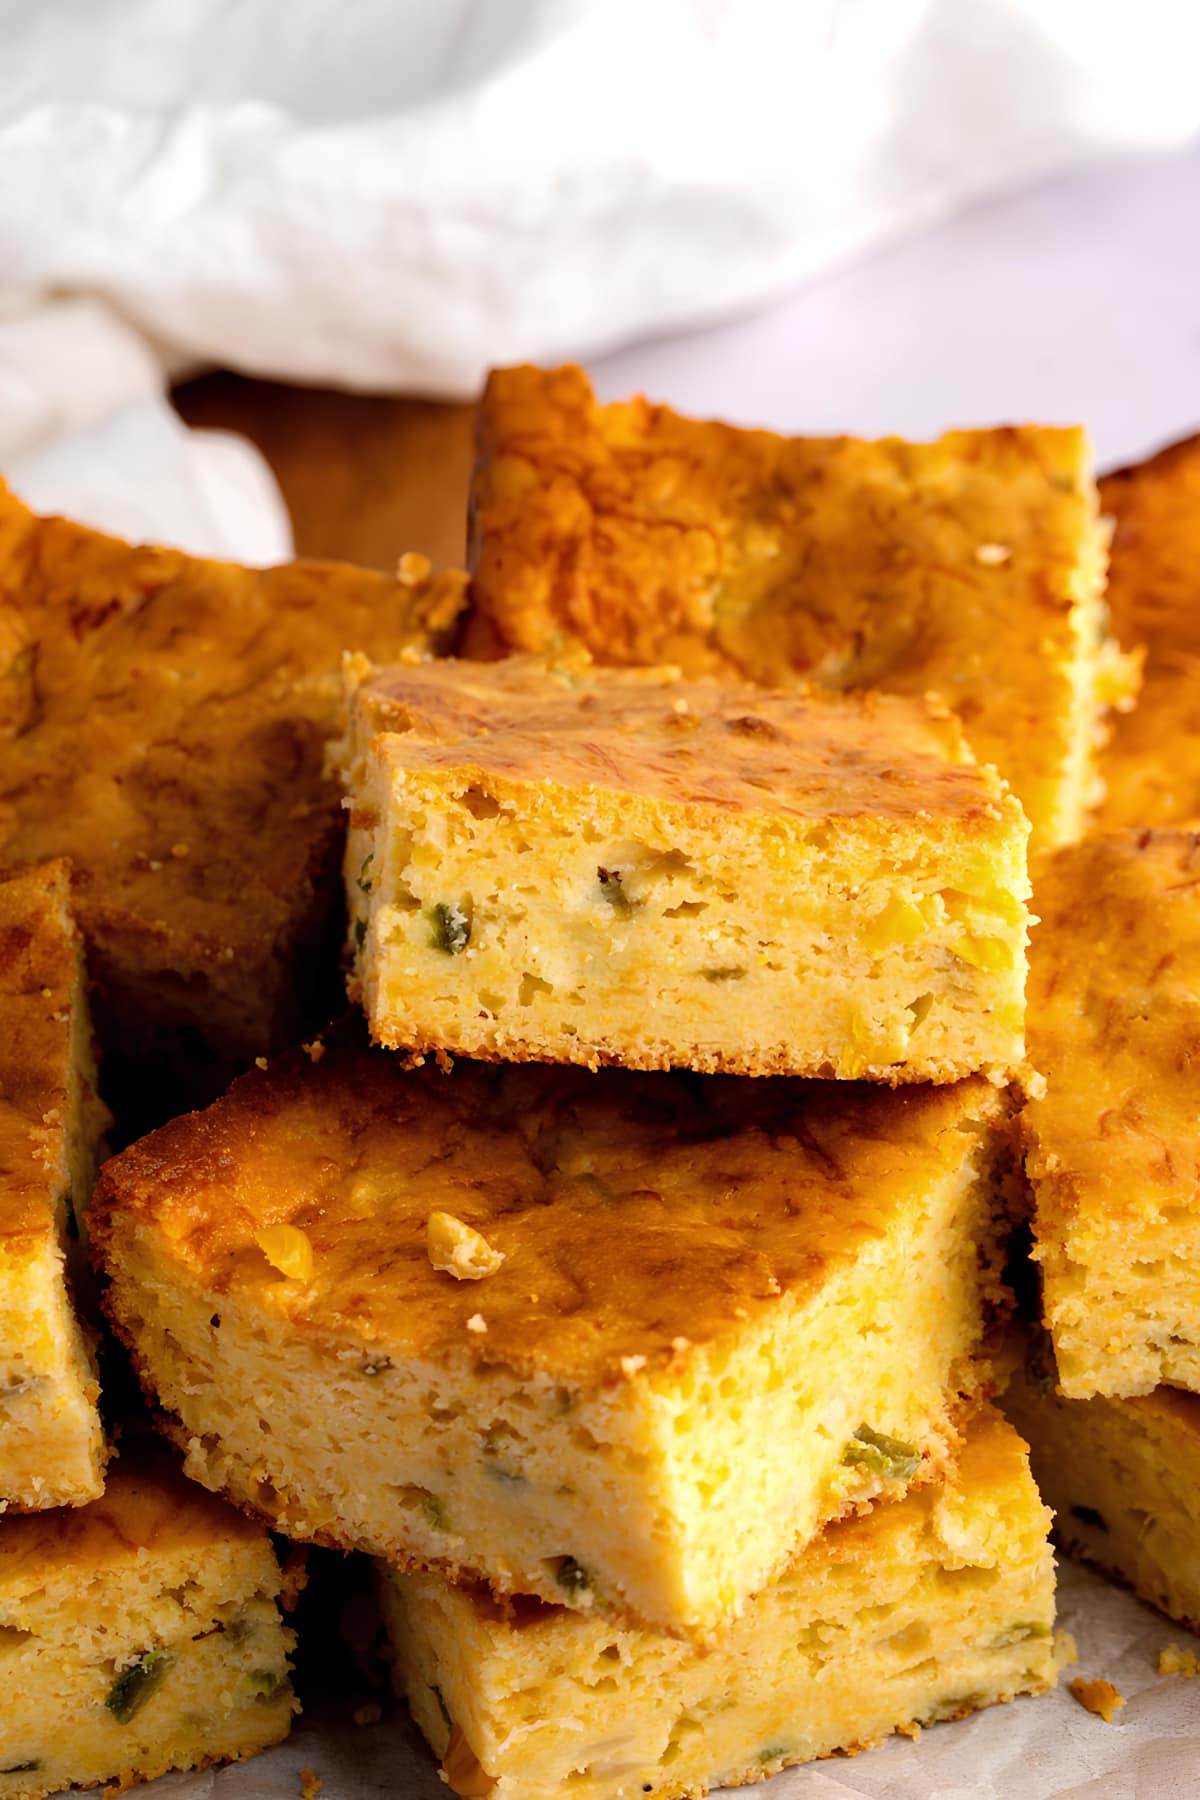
[
  {"x1": 0, "y1": 859, "x2": 88, "y2": 1250},
  {"x1": 0, "y1": 483, "x2": 466, "y2": 1063},
  {"x1": 354, "y1": 655, "x2": 1018, "y2": 833},
  {"x1": 1025, "y1": 828, "x2": 1200, "y2": 1235},
  {"x1": 0, "y1": 1444, "x2": 266, "y2": 1595},
  {"x1": 464, "y1": 364, "x2": 1114, "y2": 847},
  {"x1": 1098, "y1": 432, "x2": 1200, "y2": 827},
  {"x1": 91, "y1": 1044, "x2": 1003, "y2": 1389}
]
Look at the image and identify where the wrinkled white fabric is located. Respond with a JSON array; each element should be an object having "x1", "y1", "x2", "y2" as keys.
[{"x1": 1, "y1": 0, "x2": 1199, "y2": 403}]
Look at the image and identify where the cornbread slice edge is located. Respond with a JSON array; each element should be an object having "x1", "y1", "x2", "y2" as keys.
[
  {"x1": 92, "y1": 1050, "x2": 1017, "y2": 1640},
  {"x1": 377, "y1": 1406, "x2": 1058, "y2": 1800}
]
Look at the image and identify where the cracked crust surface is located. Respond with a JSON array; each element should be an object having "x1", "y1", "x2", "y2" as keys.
[
  {"x1": 464, "y1": 363, "x2": 1127, "y2": 849},
  {"x1": 0, "y1": 480, "x2": 465, "y2": 1081},
  {"x1": 1097, "y1": 431, "x2": 1200, "y2": 827}
]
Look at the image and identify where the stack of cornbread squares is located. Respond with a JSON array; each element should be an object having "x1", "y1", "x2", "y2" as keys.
[{"x1": 2, "y1": 365, "x2": 1199, "y2": 1800}]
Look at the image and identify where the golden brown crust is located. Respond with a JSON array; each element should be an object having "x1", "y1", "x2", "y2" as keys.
[
  {"x1": 464, "y1": 364, "x2": 1115, "y2": 847},
  {"x1": 91, "y1": 1044, "x2": 1004, "y2": 1390},
  {"x1": 1025, "y1": 829, "x2": 1200, "y2": 1236},
  {"x1": 355, "y1": 655, "x2": 1015, "y2": 832},
  {"x1": 0, "y1": 481, "x2": 466, "y2": 1074},
  {"x1": 1023, "y1": 828, "x2": 1200, "y2": 1393},
  {"x1": 0, "y1": 1443, "x2": 266, "y2": 1586},
  {"x1": 1097, "y1": 432, "x2": 1200, "y2": 827},
  {"x1": 0, "y1": 860, "x2": 87, "y2": 1249}
]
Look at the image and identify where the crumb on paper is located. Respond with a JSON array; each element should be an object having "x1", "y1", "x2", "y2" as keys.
[
  {"x1": 1069, "y1": 1675, "x2": 1125, "y2": 1722},
  {"x1": 353, "y1": 1701, "x2": 383, "y2": 1727},
  {"x1": 427, "y1": 1210, "x2": 505, "y2": 1280},
  {"x1": 300, "y1": 1768, "x2": 323, "y2": 1800},
  {"x1": 302, "y1": 1037, "x2": 327, "y2": 1063},
  {"x1": 1159, "y1": 1643, "x2": 1200, "y2": 1678}
]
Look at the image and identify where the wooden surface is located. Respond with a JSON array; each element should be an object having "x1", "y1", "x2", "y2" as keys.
[{"x1": 174, "y1": 371, "x2": 476, "y2": 572}]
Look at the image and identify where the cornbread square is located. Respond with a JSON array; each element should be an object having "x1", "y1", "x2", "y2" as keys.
[
  {"x1": 1003, "y1": 1337, "x2": 1200, "y2": 1633},
  {"x1": 0, "y1": 480, "x2": 465, "y2": 1091},
  {"x1": 0, "y1": 1447, "x2": 297, "y2": 1800},
  {"x1": 1024, "y1": 829, "x2": 1200, "y2": 1397},
  {"x1": 465, "y1": 363, "x2": 1133, "y2": 849},
  {"x1": 378, "y1": 1407, "x2": 1058, "y2": 1800},
  {"x1": 93, "y1": 1046, "x2": 1016, "y2": 1640},
  {"x1": 0, "y1": 860, "x2": 108, "y2": 1511},
  {"x1": 1096, "y1": 432, "x2": 1200, "y2": 827},
  {"x1": 342, "y1": 656, "x2": 1030, "y2": 1083}
]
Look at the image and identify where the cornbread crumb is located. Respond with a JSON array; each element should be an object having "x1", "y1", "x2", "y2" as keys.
[
  {"x1": 255, "y1": 1056, "x2": 269, "y2": 1071},
  {"x1": 300, "y1": 1768, "x2": 323, "y2": 1800},
  {"x1": 1069, "y1": 1676, "x2": 1125, "y2": 1722},
  {"x1": 427, "y1": 1212, "x2": 505, "y2": 1280},
  {"x1": 466, "y1": 1313, "x2": 487, "y2": 1333},
  {"x1": 1159, "y1": 1643, "x2": 1200, "y2": 1677},
  {"x1": 302, "y1": 1038, "x2": 327, "y2": 1064},
  {"x1": 255, "y1": 1225, "x2": 315, "y2": 1284},
  {"x1": 397, "y1": 551, "x2": 432, "y2": 585}
]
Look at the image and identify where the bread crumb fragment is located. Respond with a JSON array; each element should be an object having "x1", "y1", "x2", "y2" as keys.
[
  {"x1": 397, "y1": 551, "x2": 432, "y2": 586},
  {"x1": 300, "y1": 1769, "x2": 323, "y2": 1800},
  {"x1": 1159, "y1": 1643, "x2": 1200, "y2": 1678},
  {"x1": 1069, "y1": 1675, "x2": 1125, "y2": 1722},
  {"x1": 302, "y1": 1038, "x2": 327, "y2": 1063},
  {"x1": 466, "y1": 1313, "x2": 487, "y2": 1333},
  {"x1": 428, "y1": 1211, "x2": 505, "y2": 1280},
  {"x1": 256, "y1": 1224, "x2": 315, "y2": 1284},
  {"x1": 255, "y1": 1056, "x2": 268, "y2": 1071}
]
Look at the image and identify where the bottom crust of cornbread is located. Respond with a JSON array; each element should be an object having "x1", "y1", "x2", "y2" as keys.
[
  {"x1": 93, "y1": 1049, "x2": 1017, "y2": 1642},
  {"x1": 0, "y1": 1449, "x2": 298, "y2": 1800},
  {"x1": 1003, "y1": 1340, "x2": 1200, "y2": 1633},
  {"x1": 378, "y1": 1408, "x2": 1058, "y2": 1800}
]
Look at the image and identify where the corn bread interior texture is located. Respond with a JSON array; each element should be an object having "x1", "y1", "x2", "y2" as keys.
[
  {"x1": 343, "y1": 657, "x2": 1030, "y2": 1083},
  {"x1": 1097, "y1": 433, "x2": 1200, "y2": 827},
  {"x1": 0, "y1": 1449, "x2": 296, "y2": 1800},
  {"x1": 465, "y1": 363, "x2": 1130, "y2": 850},
  {"x1": 0, "y1": 861, "x2": 108, "y2": 1511},
  {"x1": 92, "y1": 1047, "x2": 1016, "y2": 1639},
  {"x1": 379, "y1": 1407, "x2": 1058, "y2": 1800},
  {"x1": 1023, "y1": 829, "x2": 1200, "y2": 1398},
  {"x1": 1003, "y1": 1339, "x2": 1200, "y2": 1634},
  {"x1": 0, "y1": 481, "x2": 465, "y2": 1086}
]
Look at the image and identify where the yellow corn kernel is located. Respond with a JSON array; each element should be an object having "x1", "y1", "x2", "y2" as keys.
[
  {"x1": 428, "y1": 1211, "x2": 505, "y2": 1281},
  {"x1": 955, "y1": 935, "x2": 1016, "y2": 974},
  {"x1": 255, "y1": 1223, "x2": 314, "y2": 1284},
  {"x1": 863, "y1": 895, "x2": 927, "y2": 953}
]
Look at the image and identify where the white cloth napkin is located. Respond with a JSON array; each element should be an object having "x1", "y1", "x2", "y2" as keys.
[{"x1": 2, "y1": 0, "x2": 1200, "y2": 556}]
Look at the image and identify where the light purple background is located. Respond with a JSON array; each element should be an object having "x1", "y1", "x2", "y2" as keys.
[{"x1": 590, "y1": 140, "x2": 1200, "y2": 475}]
